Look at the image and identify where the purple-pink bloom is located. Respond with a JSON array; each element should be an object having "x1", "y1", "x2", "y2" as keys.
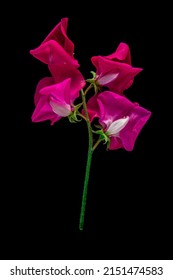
[
  {"x1": 30, "y1": 18, "x2": 85, "y2": 90},
  {"x1": 32, "y1": 78, "x2": 79, "y2": 125},
  {"x1": 30, "y1": 18, "x2": 79, "y2": 67},
  {"x1": 91, "y1": 42, "x2": 142, "y2": 94},
  {"x1": 87, "y1": 91, "x2": 151, "y2": 151}
]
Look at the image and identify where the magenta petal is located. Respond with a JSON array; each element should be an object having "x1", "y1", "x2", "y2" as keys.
[
  {"x1": 32, "y1": 95, "x2": 61, "y2": 124},
  {"x1": 87, "y1": 91, "x2": 151, "y2": 151},
  {"x1": 30, "y1": 40, "x2": 79, "y2": 67},
  {"x1": 40, "y1": 78, "x2": 73, "y2": 105},
  {"x1": 85, "y1": 95, "x2": 101, "y2": 122},
  {"x1": 105, "y1": 42, "x2": 131, "y2": 64},
  {"x1": 39, "y1": 78, "x2": 80, "y2": 105},
  {"x1": 120, "y1": 104, "x2": 152, "y2": 151},
  {"x1": 108, "y1": 65, "x2": 142, "y2": 93},
  {"x1": 109, "y1": 137, "x2": 123, "y2": 150},
  {"x1": 49, "y1": 63, "x2": 85, "y2": 102},
  {"x1": 91, "y1": 42, "x2": 142, "y2": 94},
  {"x1": 32, "y1": 78, "x2": 81, "y2": 125},
  {"x1": 97, "y1": 92, "x2": 133, "y2": 121},
  {"x1": 34, "y1": 77, "x2": 54, "y2": 105},
  {"x1": 95, "y1": 57, "x2": 142, "y2": 94},
  {"x1": 42, "y1": 18, "x2": 74, "y2": 57}
]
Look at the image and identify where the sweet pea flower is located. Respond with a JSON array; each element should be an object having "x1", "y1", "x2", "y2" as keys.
[
  {"x1": 87, "y1": 91, "x2": 151, "y2": 151},
  {"x1": 30, "y1": 18, "x2": 79, "y2": 67},
  {"x1": 32, "y1": 78, "x2": 80, "y2": 125},
  {"x1": 91, "y1": 42, "x2": 142, "y2": 94}
]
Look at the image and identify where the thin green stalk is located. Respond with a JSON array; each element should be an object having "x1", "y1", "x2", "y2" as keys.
[
  {"x1": 84, "y1": 83, "x2": 93, "y2": 95},
  {"x1": 79, "y1": 89, "x2": 93, "y2": 231},
  {"x1": 93, "y1": 138, "x2": 102, "y2": 151},
  {"x1": 77, "y1": 112, "x2": 87, "y2": 121}
]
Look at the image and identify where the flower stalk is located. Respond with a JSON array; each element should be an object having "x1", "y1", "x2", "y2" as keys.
[
  {"x1": 30, "y1": 17, "x2": 151, "y2": 231},
  {"x1": 79, "y1": 88, "x2": 93, "y2": 231}
]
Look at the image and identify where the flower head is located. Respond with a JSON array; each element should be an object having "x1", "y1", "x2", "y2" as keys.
[
  {"x1": 91, "y1": 42, "x2": 142, "y2": 94},
  {"x1": 30, "y1": 18, "x2": 79, "y2": 67},
  {"x1": 32, "y1": 78, "x2": 80, "y2": 125},
  {"x1": 87, "y1": 91, "x2": 151, "y2": 151}
]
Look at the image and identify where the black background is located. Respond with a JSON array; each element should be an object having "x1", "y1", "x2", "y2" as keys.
[{"x1": 1, "y1": 2, "x2": 171, "y2": 259}]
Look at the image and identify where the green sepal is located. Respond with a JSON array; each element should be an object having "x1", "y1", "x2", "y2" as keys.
[
  {"x1": 86, "y1": 71, "x2": 96, "y2": 84},
  {"x1": 74, "y1": 102, "x2": 83, "y2": 110},
  {"x1": 68, "y1": 103, "x2": 83, "y2": 123},
  {"x1": 94, "y1": 124, "x2": 103, "y2": 130},
  {"x1": 68, "y1": 111, "x2": 82, "y2": 123},
  {"x1": 86, "y1": 71, "x2": 102, "y2": 94},
  {"x1": 92, "y1": 128, "x2": 110, "y2": 149},
  {"x1": 90, "y1": 71, "x2": 96, "y2": 78}
]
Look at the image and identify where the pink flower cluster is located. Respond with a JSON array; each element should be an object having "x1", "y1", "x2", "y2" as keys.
[{"x1": 31, "y1": 18, "x2": 151, "y2": 151}]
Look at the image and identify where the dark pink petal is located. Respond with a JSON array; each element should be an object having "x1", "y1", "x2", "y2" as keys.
[
  {"x1": 104, "y1": 42, "x2": 131, "y2": 64},
  {"x1": 32, "y1": 95, "x2": 61, "y2": 124},
  {"x1": 91, "y1": 42, "x2": 142, "y2": 94},
  {"x1": 32, "y1": 79, "x2": 80, "y2": 125},
  {"x1": 42, "y1": 18, "x2": 74, "y2": 56},
  {"x1": 30, "y1": 40, "x2": 79, "y2": 67},
  {"x1": 94, "y1": 57, "x2": 142, "y2": 94},
  {"x1": 96, "y1": 91, "x2": 134, "y2": 124},
  {"x1": 87, "y1": 91, "x2": 151, "y2": 151},
  {"x1": 34, "y1": 77, "x2": 54, "y2": 105},
  {"x1": 120, "y1": 104, "x2": 152, "y2": 151},
  {"x1": 109, "y1": 137, "x2": 123, "y2": 150},
  {"x1": 49, "y1": 63, "x2": 85, "y2": 102},
  {"x1": 40, "y1": 78, "x2": 75, "y2": 105},
  {"x1": 86, "y1": 94, "x2": 101, "y2": 122}
]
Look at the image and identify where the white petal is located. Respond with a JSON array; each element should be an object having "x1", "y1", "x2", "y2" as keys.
[
  {"x1": 98, "y1": 73, "x2": 119, "y2": 85},
  {"x1": 107, "y1": 116, "x2": 129, "y2": 136},
  {"x1": 50, "y1": 100, "x2": 71, "y2": 117}
]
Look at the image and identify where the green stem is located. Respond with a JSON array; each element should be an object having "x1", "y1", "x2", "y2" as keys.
[
  {"x1": 77, "y1": 112, "x2": 87, "y2": 121},
  {"x1": 79, "y1": 89, "x2": 93, "y2": 231},
  {"x1": 93, "y1": 138, "x2": 102, "y2": 151},
  {"x1": 84, "y1": 83, "x2": 93, "y2": 95}
]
